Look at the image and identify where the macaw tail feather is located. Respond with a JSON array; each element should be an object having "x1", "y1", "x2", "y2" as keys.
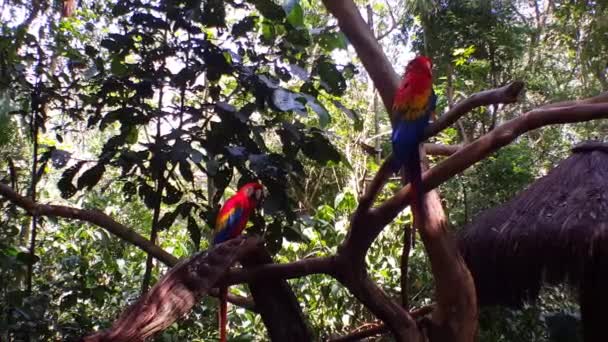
[
  {"x1": 404, "y1": 146, "x2": 425, "y2": 247},
  {"x1": 219, "y1": 286, "x2": 228, "y2": 342}
]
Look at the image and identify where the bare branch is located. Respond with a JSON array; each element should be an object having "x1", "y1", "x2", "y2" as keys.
[
  {"x1": 538, "y1": 91, "x2": 608, "y2": 109},
  {"x1": 374, "y1": 103, "x2": 608, "y2": 231},
  {"x1": 328, "y1": 306, "x2": 435, "y2": 342},
  {"x1": 240, "y1": 247, "x2": 314, "y2": 341},
  {"x1": 0, "y1": 183, "x2": 254, "y2": 309},
  {"x1": 425, "y1": 81, "x2": 525, "y2": 139},
  {"x1": 334, "y1": 265, "x2": 418, "y2": 341},
  {"x1": 417, "y1": 190, "x2": 477, "y2": 341},
  {"x1": 424, "y1": 143, "x2": 462, "y2": 156},
  {"x1": 329, "y1": 323, "x2": 386, "y2": 342},
  {"x1": 346, "y1": 82, "x2": 526, "y2": 257},
  {"x1": 83, "y1": 237, "x2": 260, "y2": 342},
  {"x1": 0, "y1": 183, "x2": 178, "y2": 266},
  {"x1": 376, "y1": 0, "x2": 400, "y2": 40},
  {"x1": 223, "y1": 256, "x2": 336, "y2": 286}
]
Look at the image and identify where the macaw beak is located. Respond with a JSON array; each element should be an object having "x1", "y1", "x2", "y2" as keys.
[{"x1": 255, "y1": 188, "x2": 264, "y2": 201}]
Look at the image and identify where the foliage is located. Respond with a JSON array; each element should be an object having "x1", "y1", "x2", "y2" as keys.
[{"x1": 0, "y1": 0, "x2": 605, "y2": 341}]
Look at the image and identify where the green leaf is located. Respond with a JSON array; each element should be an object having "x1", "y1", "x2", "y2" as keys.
[
  {"x1": 110, "y1": 57, "x2": 127, "y2": 76},
  {"x1": 315, "y1": 59, "x2": 346, "y2": 96},
  {"x1": 122, "y1": 181, "x2": 137, "y2": 200},
  {"x1": 249, "y1": 0, "x2": 285, "y2": 20},
  {"x1": 16, "y1": 252, "x2": 39, "y2": 265},
  {"x1": 139, "y1": 181, "x2": 160, "y2": 209},
  {"x1": 271, "y1": 88, "x2": 307, "y2": 115},
  {"x1": 317, "y1": 31, "x2": 348, "y2": 51},
  {"x1": 77, "y1": 163, "x2": 106, "y2": 190},
  {"x1": 58, "y1": 161, "x2": 85, "y2": 199},
  {"x1": 232, "y1": 16, "x2": 258, "y2": 37},
  {"x1": 179, "y1": 160, "x2": 194, "y2": 182},
  {"x1": 260, "y1": 20, "x2": 277, "y2": 44},
  {"x1": 2, "y1": 225, "x2": 19, "y2": 237},
  {"x1": 157, "y1": 210, "x2": 178, "y2": 231},
  {"x1": 200, "y1": 0, "x2": 226, "y2": 27},
  {"x1": 301, "y1": 129, "x2": 341, "y2": 164},
  {"x1": 285, "y1": 27, "x2": 311, "y2": 46},
  {"x1": 284, "y1": 1, "x2": 304, "y2": 28},
  {"x1": 187, "y1": 215, "x2": 202, "y2": 250},
  {"x1": 163, "y1": 182, "x2": 182, "y2": 205},
  {"x1": 212, "y1": 166, "x2": 233, "y2": 205},
  {"x1": 125, "y1": 125, "x2": 138, "y2": 144},
  {"x1": 303, "y1": 95, "x2": 330, "y2": 127}
]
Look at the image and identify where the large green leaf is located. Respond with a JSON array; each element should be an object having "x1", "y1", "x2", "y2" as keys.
[
  {"x1": 76, "y1": 163, "x2": 106, "y2": 190},
  {"x1": 315, "y1": 58, "x2": 346, "y2": 96},
  {"x1": 301, "y1": 129, "x2": 341, "y2": 165}
]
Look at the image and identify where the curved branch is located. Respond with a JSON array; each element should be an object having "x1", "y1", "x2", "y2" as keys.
[
  {"x1": 334, "y1": 265, "x2": 418, "y2": 341},
  {"x1": 539, "y1": 90, "x2": 608, "y2": 109},
  {"x1": 424, "y1": 143, "x2": 462, "y2": 156},
  {"x1": 0, "y1": 183, "x2": 254, "y2": 309},
  {"x1": 83, "y1": 237, "x2": 260, "y2": 342},
  {"x1": 223, "y1": 256, "x2": 336, "y2": 286},
  {"x1": 0, "y1": 183, "x2": 178, "y2": 266},
  {"x1": 347, "y1": 82, "x2": 526, "y2": 256},
  {"x1": 425, "y1": 81, "x2": 524, "y2": 139},
  {"x1": 328, "y1": 306, "x2": 435, "y2": 342},
  {"x1": 374, "y1": 103, "x2": 608, "y2": 230}
]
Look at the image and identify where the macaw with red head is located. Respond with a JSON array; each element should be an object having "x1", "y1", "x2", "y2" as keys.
[
  {"x1": 391, "y1": 55, "x2": 437, "y2": 236},
  {"x1": 213, "y1": 182, "x2": 264, "y2": 342}
]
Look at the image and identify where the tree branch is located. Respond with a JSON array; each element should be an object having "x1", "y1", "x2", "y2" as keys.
[
  {"x1": 0, "y1": 183, "x2": 178, "y2": 266},
  {"x1": 223, "y1": 256, "x2": 336, "y2": 286},
  {"x1": 328, "y1": 306, "x2": 435, "y2": 342},
  {"x1": 417, "y1": 190, "x2": 477, "y2": 341},
  {"x1": 334, "y1": 265, "x2": 418, "y2": 341},
  {"x1": 359, "y1": 142, "x2": 461, "y2": 157},
  {"x1": 0, "y1": 183, "x2": 254, "y2": 309},
  {"x1": 538, "y1": 90, "x2": 608, "y2": 109},
  {"x1": 424, "y1": 143, "x2": 462, "y2": 156},
  {"x1": 424, "y1": 81, "x2": 524, "y2": 139},
  {"x1": 83, "y1": 237, "x2": 260, "y2": 342},
  {"x1": 374, "y1": 103, "x2": 608, "y2": 232},
  {"x1": 346, "y1": 81, "x2": 526, "y2": 258}
]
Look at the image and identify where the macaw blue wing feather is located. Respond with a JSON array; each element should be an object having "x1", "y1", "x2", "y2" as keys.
[{"x1": 213, "y1": 206, "x2": 244, "y2": 245}]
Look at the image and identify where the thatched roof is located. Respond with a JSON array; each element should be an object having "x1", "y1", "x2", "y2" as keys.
[{"x1": 459, "y1": 141, "x2": 608, "y2": 311}]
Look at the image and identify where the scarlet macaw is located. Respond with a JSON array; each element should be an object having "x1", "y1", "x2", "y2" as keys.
[
  {"x1": 391, "y1": 55, "x2": 437, "y2": 237},
  {"x1": 213, "y1": 182, "x2": 264, "y2": 342}
]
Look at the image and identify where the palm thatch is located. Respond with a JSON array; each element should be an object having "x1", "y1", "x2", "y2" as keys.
[{"x1": 458, "y1": 141, "x2": 608, "y2": 342}]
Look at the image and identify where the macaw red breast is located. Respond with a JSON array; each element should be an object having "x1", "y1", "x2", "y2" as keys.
[{"x1": 393, "y1": 56, "x2": 434, "y2": 121}]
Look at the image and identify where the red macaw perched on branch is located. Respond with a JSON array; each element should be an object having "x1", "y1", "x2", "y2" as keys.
[
  {"x1": 213, "y1": 182, "x2": 264, "y2": 342},
  {"x1": 391, "y1": 55, "x2": 437, "y2": 241}
]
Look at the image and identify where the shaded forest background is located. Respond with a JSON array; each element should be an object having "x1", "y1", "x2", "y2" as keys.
[{"x1": 0, "y1": 0, "x2": 607, "y2": 341}]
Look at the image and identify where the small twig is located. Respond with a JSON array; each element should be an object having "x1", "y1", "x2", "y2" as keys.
[
  {"x1": 375, "y1": 0, "x2": 400, "y2": 40},
  {"x1": 222, "y1": 256, "x2": 336, "y2": 286},
  {"x1": 400, "y1": 224, "x2": 412, "y2": 308}
]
